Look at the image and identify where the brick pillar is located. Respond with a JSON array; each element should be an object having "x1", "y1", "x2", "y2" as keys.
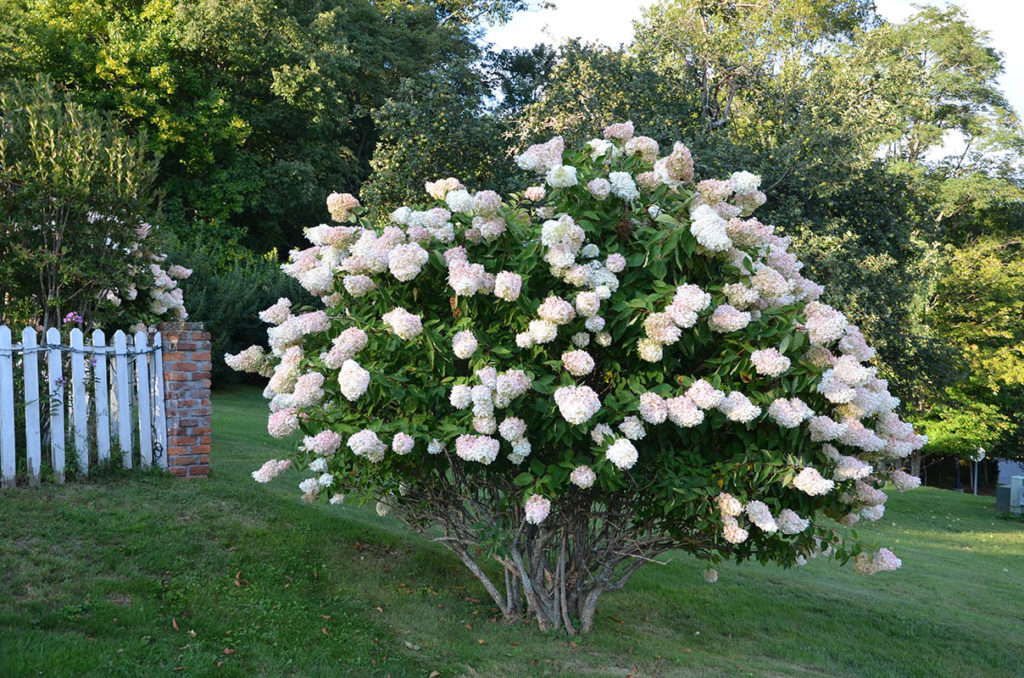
[{"x1": 158, "y1": 322, "x2": 212, "y2": 478}]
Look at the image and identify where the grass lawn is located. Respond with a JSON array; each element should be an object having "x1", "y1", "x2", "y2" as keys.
[{"x1": 1, "y1": 385, "x2": 1022, "y2": 677}]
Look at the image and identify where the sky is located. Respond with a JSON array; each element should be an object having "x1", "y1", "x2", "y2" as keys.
[{"x1": 483, "y1": 0, "x2": 1024, "y2": 120}]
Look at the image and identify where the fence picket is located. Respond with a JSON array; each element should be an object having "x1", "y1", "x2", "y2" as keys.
[
  {"x1": 135, "y1": 331, "x2": 153, "y2": 469},
  {"x1": 1, "y1": 324, "x2": 178, "y2": 488},
  {"x1": 93, "y1": 330, "x2": 111, "y2": 464},
  {"x1": 46, "y1": 327, "x2": 66, "y2": 484},
  {"x1": 152, "y1": 332, "x2": 168, "y2": 469},
  {"x1": 22, "y1": 328, "x2": 41, "y2": 486},
  {"x1": 0, "y1": 327, "x2": 15, "y2": 489},
  {"x1": 70, "y1": 328, "x2": 89, "y2": 476},
  {"x1": 114, "y1": 331, "x2": 132, "y2": 469}
]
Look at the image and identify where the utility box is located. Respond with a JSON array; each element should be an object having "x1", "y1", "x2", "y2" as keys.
[{"x1": 996, "y1": 475, "x2": 1023, "y2": 515}]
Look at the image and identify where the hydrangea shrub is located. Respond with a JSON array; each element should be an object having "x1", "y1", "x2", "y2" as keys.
[{"x1": 228, "y1": 122, "x2": 925, "y2": 633}]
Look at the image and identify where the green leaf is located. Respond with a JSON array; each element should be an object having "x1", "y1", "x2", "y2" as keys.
[{"x1": 512, "y1": 472, "x2": 534, "y2": 487}]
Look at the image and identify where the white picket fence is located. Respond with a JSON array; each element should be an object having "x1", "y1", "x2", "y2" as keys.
[{"x1": 0, "y1": 325, "x2": 168, "y2": 488}]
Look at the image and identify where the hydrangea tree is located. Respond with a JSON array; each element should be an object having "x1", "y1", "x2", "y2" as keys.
[{"x1": 228, "y1": 122, "x2": 925, "y2": 633}]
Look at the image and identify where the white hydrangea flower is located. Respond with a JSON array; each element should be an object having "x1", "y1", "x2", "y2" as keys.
[{"x1": 605, "y1": 438, "x2": 638, "y2": 469}]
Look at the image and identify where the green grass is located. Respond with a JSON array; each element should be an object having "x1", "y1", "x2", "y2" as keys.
[{"x1": 1, "y1": 385, "x2": 1022, "y2": 677}]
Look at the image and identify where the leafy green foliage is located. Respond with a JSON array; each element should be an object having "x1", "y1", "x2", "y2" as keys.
[
  {"x1": 0, "y1": 75, "x2": 174, "y2": 329},
  {"x1": 0, "y1": 0, "x2": 524, "y2": 254},
  {"x1": 172, "y1": 246, "x2": 313, "y2": 384}
]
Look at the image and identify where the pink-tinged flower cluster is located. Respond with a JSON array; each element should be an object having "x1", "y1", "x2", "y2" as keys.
[
  {"x1": 327, "y1": 192, "x2": 360, "y2": 222},
  {"x1": 302, "y1": 430, "x2": 343, "y2": 456},
  {"x1": 804, "y1": 302, "x2": 847, "y2": 346},
  {"x1": 561, "y1": 349, "x2": 595, "y2": 376},
  {"x1": 267, "y1": 408, "x2": 299, "y2": 439},
  {"x1": 718, "y1": 392, "x2": 761, "y2": 423},
  {"x1": 808, "y1": 415, "x2": 847, "y2": 442},
  {"x1": 603, "y1": 120, "x2": 634, "y2": 142},
  {"x1": 348, "y1": 429, "x2": 386, "y2": 462},
  {"x1": 524, "y1": 494, "x2": 551, "y2": 524},
  {"x1": 538, "y1": 296, "x2": 576, "y2": 325},
  {"x1": 455, "y1": 434, "x2": 500, "y2": 465},
  {"x1": 792, "y1": 467, "x2": 835, "y2": 496},
  {"x1": 667, "y1": 396, "x2": 704, "y2": 427},
  {"x1": 425, "y1": 177, "x2": 463, "y2": 201},
  {"x1": 515, "y1": 136, "x2": 565, "y2": 173},
  {"x1": 855, "y1": 548, "x2": 901, "y2": 575},
  {"x1": 260, "y1": 298, "x2": 292, "y2": 325},
  {"x1": 716, "y1": 492, "x2": 743, "y2": 517},
  {"x1": 722, "y1": 516, "x2": 749, "y2": 544},
  {"x1": 392, "y1": 432, "x2": 415, "y2": 455},
  {"x1": 655, "y1": 142, "x2": 695, "y2": 185},
  {"x1": 224, "y1": 345, "x2": 269, "y2": 375},
  {"x1": 623, "y1": 136, "x2": 658, "y2": 164},
  {"x1": 252, "y1": 458, "x2": 291, "y2": 483},
  {"x1": 750, "y1": 348, "x2": 791, "y2": 377},
  {"x1": 638, "y1": 392, "x2": 668, "y2": 424},
  {"x1": 382, "y1": 307, "x2": 423, "y2": 340},
  {"x1": 321, "y1": 327, "x2": 369, "y2": 369},
  {"x1": 687, "y1": 379, "x2": 725, "y2": 410},
  {"x1": 776, "y1": 509, "x2": 809, "y2": 535},
  {"x1": 291, "y1": 372, "x2": 325, "y2": 408},
  {"x1": 618, "y1": 416, "x2": 646, "y2": 440},
  {"x1": 891, "y1": 469, "x2": 922, "y2": 491},
  {"x1": 708, "y1": 304, "x2": 751, "y2": 333},
  {"x1": 587, "y1": 177, "x2": 611, "y2": 200},
  {"x1": 493, "y1": 271, "x2": 522, "y2": 301},
  {"x1": 570, "y1": 465, "x2": 596, "y2": 489},
  {"x1": 554, "y1": 385, "x2": 601, "y2": 425},
  {"x1": 389, "y1": 242, "x2": 429, "y2": 281},
  {"x1": 524, "y1": 185, "x2": 546, "y2": 201},
  {"x1": 767, "y1": 397, "x2": 813, "y2": 428}
]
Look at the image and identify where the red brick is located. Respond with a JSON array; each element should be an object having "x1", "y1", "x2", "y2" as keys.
[
  {"x1": 198, "y1": 454, "x2": 210, "y2": 464},
  {"x1": 194, "y1": 352, "x2": 211, "y2": 361},
  {"x1": 169, "y1": 467, "x2": 187, "y2": 477},
  {"x1": 169, "y1": 455, "x2": 198, "y2": 466},
  {"x1": 188, "y1": 465, "x2": 210, "y2": 477},
  {"x1": 192, "y1": 444, "x2": 211, "y2": 455}
]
